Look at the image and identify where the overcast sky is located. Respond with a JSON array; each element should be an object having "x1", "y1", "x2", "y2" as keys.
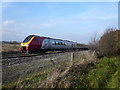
[{"x1": 2, "y1": 2, "x2": 118, "y2": 44}]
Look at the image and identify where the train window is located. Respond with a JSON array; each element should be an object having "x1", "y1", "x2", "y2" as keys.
[
  {"x1": 62, "y1": 42, "x2": 64, "y2": 45},
  {"x1": 58, "y1": 42, "x2": 60, "y2": 45},
  {"x1": 52, "y1": 41, "x2": 66, "y2": 45},
  {"x1": 61, "y1": 42, "x2": 62, "y2": 45},
  {"x1": 23, "y1": 35, "x2": 33, "y2": 43},
  {"x1": 52, "y1": 41, "x2": 55, "y2": 45},
  {"x1": 56, "y1": 41, "x2": 58, "y2": 45},
  {"x1": 54, "y1": 42, "x2": 58, "y2": 45},
  {"x1": 54, "y1": 41, "x2": 57, "y2": 45}
]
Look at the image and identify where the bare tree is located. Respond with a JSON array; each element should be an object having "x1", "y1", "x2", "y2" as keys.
[{"x1": 89, "y1": 32, "x2": 99, "y2": 51}]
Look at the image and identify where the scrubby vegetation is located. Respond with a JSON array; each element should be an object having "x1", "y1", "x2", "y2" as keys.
[
  {"x1": 86, "y1": 28, "x2": 119, "y2": 88},
  {"x1": 89, "y1": 28, "x2": 120, "y2": 57},
  {"x1": 99, "y1": 28, "x2": 120, "y2": 56}
]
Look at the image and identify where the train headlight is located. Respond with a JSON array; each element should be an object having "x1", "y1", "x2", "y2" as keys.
[
  {"x1": 21, "y1": 43, "x2": 29, "y2": 47},
  {"x1": 25, "y1": 44, "x2": 29, "y2": 47}
]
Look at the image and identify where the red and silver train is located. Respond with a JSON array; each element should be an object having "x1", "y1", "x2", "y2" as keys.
[{"x1": 20, "y1": 35, "x2": 88, "y2": 53}]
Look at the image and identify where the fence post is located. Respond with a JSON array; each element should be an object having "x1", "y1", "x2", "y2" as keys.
[
  {"x1": 50, "y1": 57, "x2": 55, "y2": 65},
  {"x1": 71, "y1": 52, "x2": 74, "y2": 66}
]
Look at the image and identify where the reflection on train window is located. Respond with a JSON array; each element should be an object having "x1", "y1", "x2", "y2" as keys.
[
  {"x1": 56, "y1": 41, "x2": 58, "y2": 45},
  {"x1": 52, "y1": 41, "x2": 66, "y2": 45},
  {"x1": 52, "y1": 41, "x2": 57, "y2": 45},
  {"x1": 52, "y1": 41, "x2": 54, "y2": 44},
  {"x1": 23, "y1": 35, "x2": 33, "y2": 43}
]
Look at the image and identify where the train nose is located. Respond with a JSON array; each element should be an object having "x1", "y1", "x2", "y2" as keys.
[{"x1": 20, "y1": 43, "x2": 29, "y2": 52}]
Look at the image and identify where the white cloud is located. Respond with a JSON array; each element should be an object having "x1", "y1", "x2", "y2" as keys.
[
  {"x1": 3, "y1": 20, "x2": 14, "y2": 27},
  {"x1": 2, "y1": 20, "x2": 28, "y2": 41},
  {"x1": 2, "y1": 29, "x2": 28, "y2": 41}
]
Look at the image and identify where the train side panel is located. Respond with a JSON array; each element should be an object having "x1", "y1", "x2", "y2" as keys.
[{"x1": 41, "y1": 39, "x2": 75, "y2": 50}]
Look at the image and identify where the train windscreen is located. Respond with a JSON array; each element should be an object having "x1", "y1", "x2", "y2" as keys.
[{"x1": 23, "y1": 35, "x2": 34, "y2": 43}]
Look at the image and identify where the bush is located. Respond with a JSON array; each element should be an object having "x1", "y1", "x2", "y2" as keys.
[
  {"x1": 89, "y1": 28, "x2": 120, "y2": 57},
  {"x1": 98, "y1": 28, "x2": 120, "y2": 56}
]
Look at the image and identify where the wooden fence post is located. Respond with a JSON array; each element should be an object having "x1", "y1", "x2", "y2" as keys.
[{"x1": 71, "y1": 52, "x2": 74, "y2": 66}]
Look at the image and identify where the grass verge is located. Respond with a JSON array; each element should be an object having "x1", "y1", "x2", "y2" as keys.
[
  {"x1": 2, "y1": 68, "x2": 51, "y2": 88},
  {"x1": 73, "y1": 57, "x2": 119, "y2": 88}
]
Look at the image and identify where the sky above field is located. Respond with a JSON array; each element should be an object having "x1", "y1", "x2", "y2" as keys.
[{"x1": 2, "y1": 2, "x2": 118, "y2": 44}]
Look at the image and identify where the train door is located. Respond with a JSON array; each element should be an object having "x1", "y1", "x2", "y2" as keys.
[{"x1": 41, "y1": 39, "x2": 51, "y2": 49}]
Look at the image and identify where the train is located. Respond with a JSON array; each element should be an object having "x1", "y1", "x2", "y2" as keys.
[{"x1": 20, "y1": 35, "x2": 88, "y2": 53}]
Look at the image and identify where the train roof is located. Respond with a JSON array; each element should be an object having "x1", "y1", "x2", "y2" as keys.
[{"x1": 29, "y1": 35, "x2": 75, "y2": 43}]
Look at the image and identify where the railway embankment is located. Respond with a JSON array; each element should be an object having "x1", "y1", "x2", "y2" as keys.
[{"x1": 2, "y1": 50, "x2": 98, "y2": 88}]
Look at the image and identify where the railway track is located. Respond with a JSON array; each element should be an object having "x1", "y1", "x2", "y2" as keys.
[
  {"x1": 2, "y1": 53, "x2": 38, "y2": 59},
  {"x1": 2, "y1": 51, "x2": 73, "y2": 68},
  {"x1": 1, "y1": 51, "x2": 66, "y2": 59}
]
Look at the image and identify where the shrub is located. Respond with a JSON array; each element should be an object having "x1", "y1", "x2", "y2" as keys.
[
  {"x1": 99, "y1": 28, "x2": 120, "y2": 56},
  {"x1": 89, "y1": 28, "x2": 120, "y2": 57}
]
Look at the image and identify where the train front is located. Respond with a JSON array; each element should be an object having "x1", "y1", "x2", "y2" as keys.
[{"x1": 20, "y1": 35, "x2": 35, "y2": 53}]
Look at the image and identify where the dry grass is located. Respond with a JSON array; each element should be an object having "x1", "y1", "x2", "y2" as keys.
[
  {"x1": 37, "y1": 51, "x2": 97, "y2": 88},
  {"x1": 39, "y1": 58, "x2": 73, "y2": 88},
  {"x1": 2, "y1": 43, "x2": 21, "y2": 52}
]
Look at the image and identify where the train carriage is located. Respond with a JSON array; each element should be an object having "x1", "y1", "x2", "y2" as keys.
[{"x1": 20, "y1": 35, "x2": 88, "y2": 53}]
